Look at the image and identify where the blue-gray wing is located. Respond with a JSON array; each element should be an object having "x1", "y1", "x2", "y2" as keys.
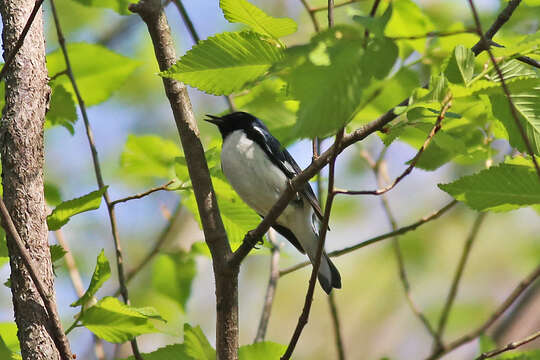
[{"x1": 246, "y1": 121, "x2": 325, "y2": 222}]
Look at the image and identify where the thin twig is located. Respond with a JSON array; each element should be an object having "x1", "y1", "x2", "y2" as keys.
[
  {"x1": 281, "y1": 126, "x2": 344, "y2": 360},
  {"x1": 55, "y1": 230, "x2": 106, "y2": 360},
  {"x1": 279, "y1": 200, "x2": 458, "y2": 277},
  {"x1": 335, "y1": 97, "x2": 452, "y2": 197},
  {"x1": 468, "y1": 0, "x2": 540, "y2": 181},
  {"x1": 389, "y1": 29, "x2": 477, "y2": 40},
  {"x1": 365, "y1": 151, "x2": 440, "y2": 343},
  {"x1": 435, "y1": 213, "x2": 487, "y2": 341},
  {"x1": 0, "y1": 197, "x2": 72, "y2": 360},
  {"x1": 110, "y1": 180, "x2": 174, "y2": 206},
  {"x1": 299, "y1": 0, "x2": 320, "y2": 32},
  {"x1": 328, "y1": 293, "x2": 345, "y2": 360},
  {"x1": 254, "y1": 229, "x2": 281, "y2": 343},
  {"x1": 311, "y1": 0, "x2": 359, "y2": 13},
  {"x1": 49, "y1": 1, "x2": 143, "y2": 358},
  {"x1": 475, "y1": 330, "x2": 540, "y2": 360},
  {"x1": 173, "y1": 0, "x2": 235, "y2": 112},
  {"x1": 0, "y1": 0, "x2": 45, "y2": 82},
  {"x1": 516, "y1": 55, "x2": 540, "y2": 69},
  {"x1": 364, "y1": 0, "x2": 381, "y2": 42},
  {"x1": 426, "y1": 264, "x2": 540, "y2": 360}
]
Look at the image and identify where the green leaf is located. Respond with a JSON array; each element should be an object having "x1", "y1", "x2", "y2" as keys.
[
  {"x1": 438, "y1": 157, "x2": 540, "y2": 212},
  {"x1": 444, "y1": 45, "x2": 475, "y2": 86},
  {"x1": 353, "y1": 3, "x2": 392, "y2": 37},
  {"x1": 183, "y1": 324, "x2": 216, "y2": 360},
  {"x1": 182, "y1": 176, "x2": 260, "y2": 245},
  {"x1": 152, "y1": 252, "x2": 196, "y2": 312},
  {"x1": 220, "y1": 0, "x2": 297, "y2": 38},
  {"x1": 120, "y1": 134, "x2": 181, "y2": 180},
  {"x1": 233, "y1": 78, "x2": 298, "y2": 145},
  {"x1": 70, "y1": 0, "x2": 135, "y2": 15},
  {"x1": 44, "y1": 182, "x2": 62, "y2": 207},
  {"x1": 479, "y1": 334, "x2": 496, "y2": 353},
  {"x1": 238, "y1": 342, "x2": 286, "y2": 360},
  {"x1": 80, "y1": 297, "x2": 160, "y2": 343},
  {"x1": 71, "y1": 250, "x2": 111, "y2": 307},
  {"x1": 0, "y1": 323, "x2": 20, "y2": 354},
  {"x1": 47, "y1": 43, "x2": 140, "y2": 106},
  {"x1": 47, "y1": 186, "x2": 108, "y2": 230},
  {"x1": 161, "y1": 31, "x2": 284, "y2": 96},
  {"x1": 119, "y1": 344, "x2": 191, "y2": 360},
  {"x1": 49, "y1": 245, "x2": 67, "y2": 263},
  {"x1": 283, "y1": 27, "x2": 398, "y2": 138},
  {"x1": 45, "y1": 84, "x2": 77, "y2": 134},
  {"x1": 489, "y1": 79, "x2": 540, "y2": 156}
]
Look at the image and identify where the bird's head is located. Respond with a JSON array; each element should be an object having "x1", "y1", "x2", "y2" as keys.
[{"x1": 205, "y1": 112, "x2": 261, "y2": 138}]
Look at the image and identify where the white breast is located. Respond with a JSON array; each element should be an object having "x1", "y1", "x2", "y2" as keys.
[{"x1": 221, "y1": 130, "x2": 288, "y2": 217}]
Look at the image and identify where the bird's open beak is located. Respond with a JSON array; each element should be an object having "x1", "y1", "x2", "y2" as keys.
[{"x1": 205, "y1": 114, "x2": 224, "y2": 126}]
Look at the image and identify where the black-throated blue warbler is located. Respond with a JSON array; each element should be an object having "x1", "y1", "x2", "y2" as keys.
[{"x1": 205, "y1": 112, "x2": 341, "y2": 294}]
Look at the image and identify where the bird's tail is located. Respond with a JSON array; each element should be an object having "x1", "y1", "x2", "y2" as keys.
[{"x1": 300, "y1": 231, "x2": 341, "y2": 294}]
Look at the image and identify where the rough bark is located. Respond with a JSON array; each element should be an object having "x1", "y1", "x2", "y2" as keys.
[
  {"x1": 129, "y1": 1, "x2": 238, "y2": 358},
  {"x1": 0, "y1": 2, "x2": 60, "y2": 359}
]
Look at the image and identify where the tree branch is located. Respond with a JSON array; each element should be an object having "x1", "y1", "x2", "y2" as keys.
[
  {"x1": 0, "y1": 198, "x2": 72, "y2": 360},
  {"x1": 328, "y1": 293, "x2": 346, "y2": 360},
  {"x1": 311, "y1": 0, "x2": 360, "y2": 13},
  {"x1": 280, "y1": 200, "x2": 457, "y2": 276},
  {"x1": 468, "y1": 0, "x2": 540, "y2": 180},
  {"x1": 426, "y1": 263, "x2": 540, "y2": 360},
  {"x1": 281, "y1": 126, "x2": 344, "y2": 360},
  {"x1": 49, "y1": 0, "x2": 143, "y2": 357},
  {"x1": 389, "y1": 29, "x2": 476, "y2": 40},
  {"x1": 435, "y1": 213, "x2": 487, "y2": 341},
  {"x1": 254, "y1": 230, "x2": 280, "y2": 343},
  {"x1": 129, "y1": 1, "x2": 236, "y2": 358},
  {"x1": 0, "y1": 0, "x2": 45, "y2": 81},
  {"x1": 475, "y1": 330, "x2": 540, "y2": 360},
  {"x1": 299, "y1": 0, "x2": 320, "y2": 32},
  {"x1": 335, "y1": 97, "x2": 452, "y2": 197},
  {"x1": 110, "y1": 180, "x2": 174, "y2": 206}
]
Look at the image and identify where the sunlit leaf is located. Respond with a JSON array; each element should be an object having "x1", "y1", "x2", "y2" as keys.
[
  {"x1": 47, "y1": 186, "x2": 108, "y2": 230},
  {"x1": 120, "y1": 134, "x2": 181, "y2": 180},
  {"x1": 119, "y1": 344, "x2": 191, "y2": 360},
  {"x1": 44, "y1": 182, "x2": 62, "y2": 207},
  {"x1": 444, "y1": 45, "x2": 475, "y2": 85},
  {"x1": 80, "y1": 297, "x2": 160, "y2": 343},
  {"x1": 161, "y1": 31, "x2": 284, "y2": 95},
  {"x1": 184, "y1": 324, "x2": 215, "y2": 360},
  {"x1": 152, "y1": 252, "x2": 196, "y2": 312},
  {"x1": 239, "y1": 342, "x2": 286, "y2": 360},
  {"x1": 45, "y1": 84, "x2": 77, "y2": 134},
  {"x1": 438, "y1": 157, "x2": 540, "y2": 211},
  {"x1": 49, "y1": 245, "x2": 67, "y2": 263},
  {"x1": 220, "y1": 0, "x2": 297, "y2": 38},
  {"x1": 71, "y1": 250, "x2": 111, "y2": 307},
  {"x1": 47, "y1": 43, "x2": 140, "y2": 106}
]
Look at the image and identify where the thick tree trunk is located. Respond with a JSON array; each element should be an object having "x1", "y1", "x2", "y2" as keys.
[{"x1": 0, "y1": 2, "x2": 61, "y2": 360}]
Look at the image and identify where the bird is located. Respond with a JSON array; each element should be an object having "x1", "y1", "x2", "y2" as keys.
[{"x1": 205, "y1": 111, "x2": 341, "y2": 294}]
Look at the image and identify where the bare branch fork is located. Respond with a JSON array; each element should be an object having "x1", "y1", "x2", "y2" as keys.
[
  {"x1": 49, "y1": 0, "x2": 143, "y2": 357},
  {"x1": 110, "y1": 179, "x2": 174, "y2": 206}
]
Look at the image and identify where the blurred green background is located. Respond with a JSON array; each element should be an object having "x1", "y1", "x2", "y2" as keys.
[{"x1": 1, "y1": 0, "x2": 539, "y2": 359}]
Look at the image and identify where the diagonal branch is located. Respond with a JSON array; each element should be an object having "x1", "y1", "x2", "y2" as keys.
[
  {"x1": 110, "y1": 180, "x2": 174, "y2": 206},
  {"x1": 468, "y1": 0, "x2": 540, "y2": 181},
  {"x1": 281, "y1": 126, "x2": 344, "y2": 360},
  {"x1": 254, "y1": 230, "x2": 281, "y2": 343},
  {"x1": 426, "y1": 263, "x2": 540, "y2": 360},
  {"x1": 280, "y1": 200, "x2": 457, "y2": 276},
  {"x1": 0, "y1": 197, "x2": 73, "y2": 360},
  {"x1": 49, "y1": 1, "x2": 143, "y2": 358},
  {"x1": 475, "y1": 330, "x2": 540, "y2": 360},
  {"x1": 335, "y1": 97, "x2": 452, "y2": 197}
]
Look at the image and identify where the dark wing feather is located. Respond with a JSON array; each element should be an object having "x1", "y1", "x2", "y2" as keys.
[{"x1": 245, "y1": 120, "x2": 325, "y2": 222}]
